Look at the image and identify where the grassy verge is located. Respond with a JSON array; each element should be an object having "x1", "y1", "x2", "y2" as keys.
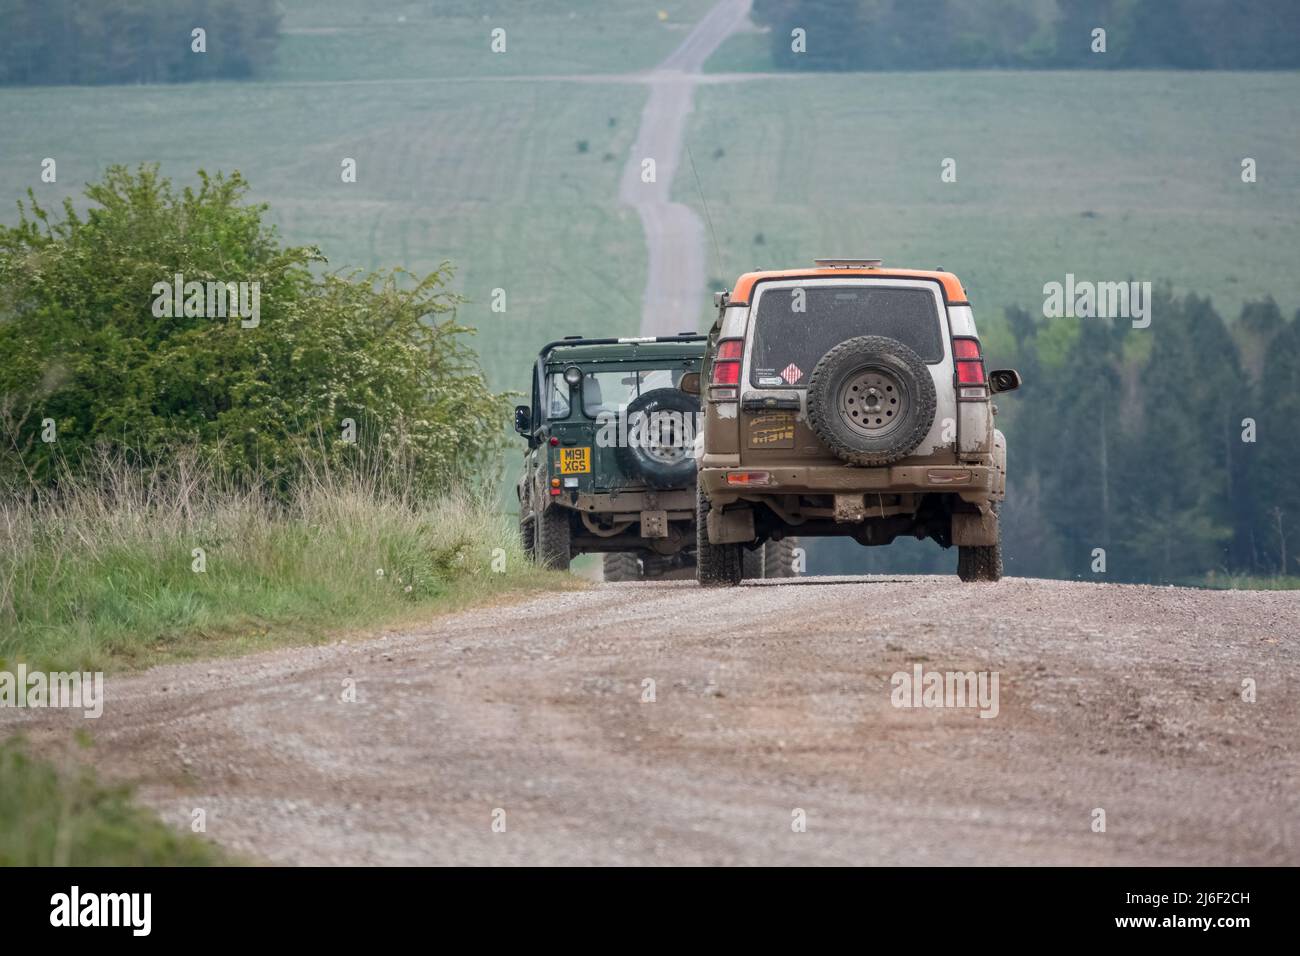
[
  {"x1": 0, "y1": 736, "x2": 232, "y2": 865},
  {"x1": 0, "y1": 454, "x2": 578, "y2": 674}
]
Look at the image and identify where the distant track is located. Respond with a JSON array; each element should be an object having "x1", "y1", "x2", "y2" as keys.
[{"x1": 619, "y1": 0, "x2": 754, "y2": 336}]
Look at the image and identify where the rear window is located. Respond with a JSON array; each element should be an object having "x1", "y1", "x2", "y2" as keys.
[
  {"x1": 581, "y1": 367, "x2": 684, "y2": 417},
  {"x1": 749, "y1": 285, "x2": 944, "y2": 387}
]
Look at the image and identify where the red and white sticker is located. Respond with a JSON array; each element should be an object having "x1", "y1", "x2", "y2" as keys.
[{"x1": 780, "y1": 363, "x2": 803, "y2": 385}]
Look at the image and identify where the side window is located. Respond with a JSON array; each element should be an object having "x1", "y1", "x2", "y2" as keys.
[
  {"x1": 638, "y1": 368, "x2": 680, "y2": 392},
  {"x1": 545, "y1": 372, "x2": 571, "y2": 419}
]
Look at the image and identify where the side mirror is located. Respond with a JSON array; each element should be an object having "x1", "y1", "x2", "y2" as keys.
[
  {"x1": 513, "y1": 404, "x2": 532, "y2": 435},
  {"x1": 679, "y1": 371, "x2": 701, "y2": 396},
  {"x1": 988, "y1": 369, "x2": 1022, "y2": 394}
]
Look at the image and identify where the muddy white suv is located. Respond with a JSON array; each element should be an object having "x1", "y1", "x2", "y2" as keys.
[{"x1": 690, "y1": 259, "x2": 1021, "y2": 586}]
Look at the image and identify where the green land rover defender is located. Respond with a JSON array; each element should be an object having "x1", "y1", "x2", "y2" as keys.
[{"x1": 514, "y1": 335, "x2": 708, "y2": 580}]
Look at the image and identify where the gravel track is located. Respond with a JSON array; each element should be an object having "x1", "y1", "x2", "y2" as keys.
[{"x1": 5, "y1": 577, "x2": 1296, "y2": 865}]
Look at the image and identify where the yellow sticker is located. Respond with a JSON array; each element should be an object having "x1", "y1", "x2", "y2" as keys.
[{"x1": 748, "y1": 412, "x2": 795, "y2": 448}]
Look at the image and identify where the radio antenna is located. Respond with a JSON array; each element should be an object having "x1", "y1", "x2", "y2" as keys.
[{"x1": 686, "y1": 142, "x2": 725, "y2": 290}]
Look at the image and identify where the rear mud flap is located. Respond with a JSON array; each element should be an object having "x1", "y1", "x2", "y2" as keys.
[
  {"x1": 708, "y1": 506, "x2": 755, "y2": 545},
  {"x1": 952, "y1": 509, "x2": 999, "y2": 546}
]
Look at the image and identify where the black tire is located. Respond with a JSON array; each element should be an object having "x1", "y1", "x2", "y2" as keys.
[
  {"x1": 640, "y1": 554, "x2": 680, "y2": 580},
  {"x1": 535, "y1": 505, "x2": 572, "y2": 571},
  {"x1": 957, "y1": 506, "x2": 1002, "y2": 582},
  {"x1": 763, "y1": 537, "x2": 800, "y2": 578},
  {"x1": 602, "y1": 552, "x2": 641, "y2": 581},
  {"x1": 806, "y1": 335, "x2": 937, "y2": 466},
  {"x1": 739, "y1": 538, "x2": 800, "y2": 580},
  {"x1": 615, "y1": 387, "x2": 700, "y2": 490},
  {"x1": 519, "y1": 515, "x2": 535, "y2": 561},
  {"x1": 695, "y1": 488, "x2": 741, "y2": 587},
  {"x1": 957, "y1": 543, "x2": 1002, "y2": 582}
]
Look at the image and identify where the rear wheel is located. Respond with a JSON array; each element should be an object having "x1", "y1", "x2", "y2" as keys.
[
  {"x1": 641, "y1": 554, "x2": 683, "y2": 580},
  {"x1": 535, "y1": 506, "x2": 572, "y2": 571},
  {"x1": 740, "y1": 538, "x2": 801, "y2": 580},
  {"x1": 517, "y1": 504, "x2": 533, "y2": 564},
  {"x1": 696, "y1": 489, "x2": 741, "y2": 587},
  {"x1": 763, "y1": 537, "x2": 799, "y2": 578},
  {"x1": 957, "y1": 504, "x2": 1002, "y2": 582},
  {"x1": 602, "y1": 552, "x2": 641, "y2": 582},
  {"x1": 957, "y1": 543, "x2": 1002, "y2": 582},
  {"x1": 519, "y1": 515, "x2": 535, "y2": 561}
]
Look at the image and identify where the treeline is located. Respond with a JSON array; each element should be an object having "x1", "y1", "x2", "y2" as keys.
[
  {"x1": 818, "y1": 291, "x2": 1300, "y2": 584},
  {"x1": 753, "y1": 0, "x2": 1300, "y2": 70},
  {"x1": 999, "y1": 292, "x2": 1300, "y2": 583},
  {"x1": 0, "y1": 0, "x2": 280, "y2": 86}
]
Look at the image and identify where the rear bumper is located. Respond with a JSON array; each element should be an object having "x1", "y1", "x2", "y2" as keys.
[
  {"x1": 699, "y1": 463, "x2": 995, "y2": 504},
  {"x1": 553, "y1": 487, "x2": 694, "y2": 520}
]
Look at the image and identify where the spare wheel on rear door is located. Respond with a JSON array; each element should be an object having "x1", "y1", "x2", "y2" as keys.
[
  {"x1": 616, "y1": 387, "x2": 700, "y2": 489},
  {"x1": 806, "y1": 335, "x2": 936, "y2": 466}
]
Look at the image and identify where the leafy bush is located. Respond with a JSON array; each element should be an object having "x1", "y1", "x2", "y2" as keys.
[{"x1": 0, "y1": 164, "x2": 507, "y2": 492}]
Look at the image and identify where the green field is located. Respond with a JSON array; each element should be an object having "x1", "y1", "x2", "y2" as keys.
[
  {"x1": 6, "y1": 8, "x2": 1293, "y2": 390},
  {"x1": 676, "y1": 71, "x2": 1300, "y2": 349},
  {"x1": 0, "y1": 78, "x2": 648, "y2": 398},
  {"x1": 0, "y1": 1, "x2": 732, "y2": 400},
  {"x1": 272, "y1": 0, "x2": 717, "y2": 82}
]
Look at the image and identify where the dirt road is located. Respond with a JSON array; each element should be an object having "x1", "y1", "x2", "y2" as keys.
[
  {"x1": 620, "y1": 0, "x2": 753, "y2": 336},
  {"x1": 6, "y1": 577, "x2": 1296, "y2": 865}
]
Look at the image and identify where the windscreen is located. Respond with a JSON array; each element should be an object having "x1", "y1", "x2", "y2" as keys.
[{"x1": 749, "y1": 285, "x2": 944, "y2": 387}]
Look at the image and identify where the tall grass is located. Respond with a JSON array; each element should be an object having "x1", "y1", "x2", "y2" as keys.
[{"x1": 0, "y1": 449, "x2": 569, "y2": 672}]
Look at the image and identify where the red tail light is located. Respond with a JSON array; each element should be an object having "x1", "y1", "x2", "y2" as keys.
[
  {"x1": 953, "y1": 337, "x2": 986, "y2": 386},
  {"x1": 712, "y1": 362, "x2": 740, "y2": 386},
  {"x1": 710, "y1": 338, "x2": 744, "y2": 387}
]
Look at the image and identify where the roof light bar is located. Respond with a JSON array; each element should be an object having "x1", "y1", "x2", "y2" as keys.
[{"x1": 813, "y1": 258, "x2": 883, "y2": 269}]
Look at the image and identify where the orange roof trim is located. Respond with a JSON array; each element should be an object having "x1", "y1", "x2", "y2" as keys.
[{"x1": 729, "y1": 269, "x2": 968, "y2": 305}]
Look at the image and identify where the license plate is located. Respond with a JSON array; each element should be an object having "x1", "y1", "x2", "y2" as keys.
[{"x1": 558, "y1": 446, "x2": 591, "y2": 474}]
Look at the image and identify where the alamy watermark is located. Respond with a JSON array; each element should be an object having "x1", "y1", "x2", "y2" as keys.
[
  {"x1": 1043, "y1": 274, "x2": 1151, "y2": 328},
  {"x1": 0, "y1": 665, "x2": 103, "y2": 718},
  {"x1": 50, "y1": 886, "x2": 150, "y2": 936},
  {"x1": 151, "y1": 272, "x2": 260, "y2": 328},
  {"x1": 890, "y1": 664, "x2": 999, "y2": 718},
  {"x1": 595, "y1": 406, "x2": 703, "y2": 454}
]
